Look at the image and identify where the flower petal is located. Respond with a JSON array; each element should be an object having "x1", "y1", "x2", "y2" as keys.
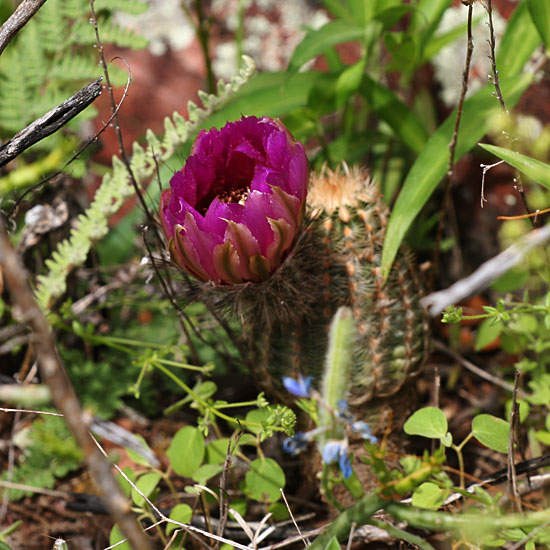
[{"x1": 212, "y1": 240, "x2": 244, "y2": 284}]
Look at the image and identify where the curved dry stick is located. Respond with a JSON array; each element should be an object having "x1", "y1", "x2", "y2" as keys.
[
  {"x1": 0, "y1": 219, "x2": 151, "y2": 550},
  {"x1": 0, "y1": 78, "x2": 102, "y2": 167}
]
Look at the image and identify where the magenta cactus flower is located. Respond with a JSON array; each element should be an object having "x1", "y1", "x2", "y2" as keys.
[{"x1": 160, "y1": 116, "x2": 308, "y2": 285}]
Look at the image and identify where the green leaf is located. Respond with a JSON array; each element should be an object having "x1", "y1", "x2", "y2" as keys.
[
  {"x1": 167, "y1": 426, "x2": 205, "y2": 477},
  {"x1": 109, "y1": 525, "x2": 132, "y2": 550},
  {"x1": 320, "y1": 0, "x2": 351, "y2": 20},
  {"x1": 412, "y1": 482, "x2": 446, "y2": 509},
  {"x1": 245, "y1": 458, "x2": 285, "y2": 502},
  {"x1": 192, "y1": 463, "x2": 224, "y2": 485},
  {"x1": 166, "y1": 503, "x2": 193, "y2": 535},
  {"x1": 472, "y1": 414, "x2": 510, "y2": 453},
  {"x1": 381, "y1": 74, "x2": 532, "y2": 279},
  {"x1": 131, "y1": 472, "x2": 161, "y2": 507},
  {"x1": 526, "y1": 0, "x2": 550, "y2": 49},
  {"x1": 478, "y1": 145, "x2": 550, "y2": 190},
  {"x1": 497, "y1": 1, "x2": 541, "y2": 78},
  {"x1": 286, "y1": 21, "x2": 366, "y2": 76},
  {"x1": 245, "y1": 407, "x2": 271, "y2": 435},
  {"x1": 404, "y1": 407, "x2": 448, "y2": 439},
  {"x1": 474, "y1": 319, "x2": 503, "y2": 351},
  {"x1": 205, "y1": 72, "x2": 316, "y2": 129},
  {"x1": 373, "y1": 5, "x2": 412, "y2": 29},
  {"x1": 359, "y1": 75, "x2": 428, "y2": 153},
  {"x1": 335, "y1": 58, "x2": 366, "y2": 107},
  {"x1": 126, "y1": 434, "x2": 155, "y2": 467},
  {"x1": 535, "y1": 430, "x2": 550, "y2": 446},
  {"x1": 422, "y1": 16, "x2": 482, "y2": 62},
  {"x1": 323, "y1": 536, "x2": 341, "y2": 550}
]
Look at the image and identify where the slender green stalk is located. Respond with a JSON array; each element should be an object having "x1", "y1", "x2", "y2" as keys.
[
  {"x1": 386, "y1": 502, "x2": 550, "y2": 531},
  {"x1": 307, "y1": 493, "x2": 388, "y2": 550}
]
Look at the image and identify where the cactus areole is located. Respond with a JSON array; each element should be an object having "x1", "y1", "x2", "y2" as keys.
[{"x1": 160, "y1": 116, "x2": 308, "y2": 285}]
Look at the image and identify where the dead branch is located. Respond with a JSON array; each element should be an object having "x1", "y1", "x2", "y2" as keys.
[
  {"x1": 0, "y1": 78, "x2": 102, "y2": 167},
  {"x1": 0, "y1": 0, "x2": 47, "y2": 56},
  {"x1": 421, "y1": 222, "x2": 550, "y2": 315}
]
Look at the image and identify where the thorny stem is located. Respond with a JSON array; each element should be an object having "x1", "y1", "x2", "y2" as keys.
[
  {"x1": 430, "y1": 2, "x2": 474, "y2": 289},
  {"x1": 484, "y1": 0, "x2": 506, "y2": 111}
]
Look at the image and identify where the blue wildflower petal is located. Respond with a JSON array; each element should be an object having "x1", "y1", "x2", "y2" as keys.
[
  {"x1": 321, "y1": 440, "x2": 343, "y2": 464},
  {"x1": 282, "y1": 375, "x2": 314, "y2": 398},
  {"x1": 282, "y1": 432, "x2": 309, "y2": 456},
  {"x1": 351, "y1": 421, "x2": 377, "y2": 442},
  {"x1": 339, "y1": 450, "x2": 352, "y2": 479}
]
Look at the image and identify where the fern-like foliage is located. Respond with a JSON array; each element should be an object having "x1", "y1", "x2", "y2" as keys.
[
  {"x1": 35, "y1": 56, "x2": 257, "y2": 311},
  {"x1": 1, "y1": 414, "x2": 82, "y2": 500},
  {"x1": 0, "y1": 0, "x2": 148, "y2": 138}
]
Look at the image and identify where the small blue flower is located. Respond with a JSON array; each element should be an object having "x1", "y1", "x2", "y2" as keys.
[
  {"x1": 321, "y1": 440, "x2": 352, "y2": 479},
  {"x1": 339, "y1": 450, "x2": 352, "y2": 479},
  {"x1": 321, "y1": 440, "x2": 342, "y2": 463},
  {"x1": 282, "y1": 375, "x2": 314, "y2": 398},
  {"x1": 351, "y1": 421, "x2": 378, "y2": 443},
  {"x1": 282, "y1": 432, "x2": 309, "y2": 456}
]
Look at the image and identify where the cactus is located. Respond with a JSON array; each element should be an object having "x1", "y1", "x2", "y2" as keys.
[
  {"x1": 236, "y1": 165, "x2": 430, "y2": 431},
  {"x1": 159, "y1": 114, "x2": 429, "y2": 432}
]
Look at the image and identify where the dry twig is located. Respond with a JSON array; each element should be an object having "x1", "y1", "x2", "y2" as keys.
[
  {"x1": 0, "y1": 79, "x2": 102, "y2": 167},
  {"x1": 421, "y1": 222, "x2": 550, "y2": 315},
  {"x1": 0, "y1": 0, "x2": 47, "y2": 55},
  {"x1": 430, "y1": 1, "x2": 475, "y2": 288}
]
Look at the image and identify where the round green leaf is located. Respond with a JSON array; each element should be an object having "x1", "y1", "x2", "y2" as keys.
[
  {"x1": 412, "y1": 482, "x2": 446, "y2": 509},
  {"x1": 472, "y1": 414, "x2": 510, "y2": 453},
  {"x1": 167, "y1": 426, "x2": 205, "y2": 477},
  {"x1": 131, "y1": 472, "x2": 161, "y2": 507},
  {"x1": 474, "y1": 319, "x2": 503, "y2": 351},
  {"x1": 166, "y1": 503, "x2": 193, "y2": 535},
  {"x1": 245, "y1": 458, "x2": 285, "y2": 502},
  {"x1": 404, "y1": 407, "x2": 448, "y2": 439}
]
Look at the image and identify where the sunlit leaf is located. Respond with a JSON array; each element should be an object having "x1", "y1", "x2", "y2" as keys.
[
  {"x1": 478, "y1": 145, "x2": 550, "y2": 190},
  {"x1": 526, "y1": 0, "x2": 550, "y2": 50}
]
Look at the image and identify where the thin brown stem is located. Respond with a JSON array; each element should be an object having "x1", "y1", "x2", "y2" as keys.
[
  {"x1": 484, "y1": 0, "x2": 534, "y2": 222},
  {"x1": 485, "y1": 0, "x2": 506, "y2": 111},
  {"x1": 430, "y1": 2, "x2": 474, "y2": 288},
  {"x1": 508, "y1": 370, "x2": 522, "y2": 512}
]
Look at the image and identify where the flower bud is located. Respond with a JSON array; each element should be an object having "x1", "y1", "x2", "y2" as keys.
[{"x1": 160, "y1": 116, "x2": 308, "y2": 284}]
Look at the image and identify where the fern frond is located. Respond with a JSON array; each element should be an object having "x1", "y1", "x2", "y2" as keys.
[
  {"x1": 0, "y1": 0, "x2": 150, "y2": 139},
  {"x1": 35, "y1": 56, "x2": 257, "y2": 310}
]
